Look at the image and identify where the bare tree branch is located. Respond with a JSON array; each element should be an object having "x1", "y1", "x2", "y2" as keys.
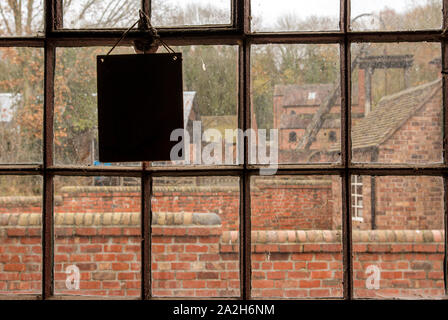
[
  {"x1": 77, "y1": 0, "x2": 97, "y2": 23},
  {"x1": 296, "y1": 44, "x2": 370, "y2": 151},
  {"x1": 25, "y1": 0, "x2": 34, "y2": 34},
  {"x1": 97, "y1": 0, "x2": 121, "y2": 27},
  {"x1": 0, "y1": 3, "x2": 13, "y2": 34},
  {"x1": 7, "y1": 0, "x2": 22, "y2": 34}
]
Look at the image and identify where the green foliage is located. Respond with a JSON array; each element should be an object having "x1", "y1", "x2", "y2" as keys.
[{"x1": 180, "y1": 45, "x2": 238, "y2": 116}]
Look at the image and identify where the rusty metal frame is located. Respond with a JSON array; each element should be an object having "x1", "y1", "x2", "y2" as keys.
[{"x1": 0, "y1": 0, "x2": 447, "y2": 301}]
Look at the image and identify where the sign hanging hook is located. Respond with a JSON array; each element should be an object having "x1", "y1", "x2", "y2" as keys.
[{"x1": 106, "y1": 9, "x2": 175, "y2": 56}]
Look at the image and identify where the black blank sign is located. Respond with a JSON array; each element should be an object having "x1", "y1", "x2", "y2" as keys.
[{"x1": 97, "y1": 53, "x2": 184, "y2": 162}]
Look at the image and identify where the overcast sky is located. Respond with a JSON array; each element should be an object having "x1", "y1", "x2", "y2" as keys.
[
  {"x1": 161, "y1": 0, "x2": 426, "y2": 26},
  {"x1": 63, "y1": 0, "x2": 432, "y2": 29}
]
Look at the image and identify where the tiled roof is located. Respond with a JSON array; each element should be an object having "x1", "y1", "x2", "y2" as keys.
[
  {"x1": 329, "y1": 78, "x2": 441, "y2": 152},
  {"x1": 274, "y1": 84, "x2": 340, "y2": 106},
  {"x1": 280, "y1": 113, "x2": 340, "y2": 129}
]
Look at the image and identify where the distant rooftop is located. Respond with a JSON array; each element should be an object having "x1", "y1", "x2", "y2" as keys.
[
  {"x1": 274, "y1": 84, "x2": 340, "y2": 107},
  {"x1": 329, "y1": 78, "x2": 441, "y2": 152}
]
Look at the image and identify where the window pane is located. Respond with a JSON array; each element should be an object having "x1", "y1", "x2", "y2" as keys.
[
  {"x1": 152, "y1": 0, "x2": 231, "y2": 27},
  {"x1": 252, "y1": 0, "x2": 340, "y2": 32},
  {"x1": 351, "y1": 0, "x2": 442, "y2": 31},
  {"x1": 251, "y1": 44, "x2": 341, "y2": 164},
  {"x1": 251, "y1": 176, "x2": 343, "y2": 298},
  {"x1": 353, "y1": 176, "x2": 445, "y2": 299},
  {"x1": 62, "y1": 0, "x2": 140, "y2": 29},
  {"x1": 151, "y1": 176, "x2": 240, "y2": 297},
  {"x1": 0, "y1": 48, "x2": 44, "y2": 164},
  {"x1": 0, "y1": 1, "x2": 43, "y2": 36},
  {"x1": 0, "y1": 176, "x2": 42, "y2": 295},
  {"x1": 351, "y1": 42, "x2": 442, "y2": 164},
  {"x1": 151, "y1": 45, "x2": 238, "y2": 167},
  {"x1": 54, "y1": 47, "x2": 139, "y2": 167},
  {"x1": 53, "y1": 176, "x2": 141, "y2": 297}
]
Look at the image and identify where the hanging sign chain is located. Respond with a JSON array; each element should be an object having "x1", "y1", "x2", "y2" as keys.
[{"x1": 106, "y1": 9, "x2": 175, "y2": 56}]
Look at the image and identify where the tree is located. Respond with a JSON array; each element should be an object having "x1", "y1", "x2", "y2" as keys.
[
  {"x1": 0, "y1": 1, "x2": 138, "y2": 165},
  {"x1": 181, "y1": 45, "x2": 237, "y2": 117}
]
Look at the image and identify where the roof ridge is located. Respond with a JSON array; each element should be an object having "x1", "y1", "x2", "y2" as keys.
[
  {"x1": 374, "y1": 79, "x2": 442, "y2": 147},
  {"x1": 326, "y1": 78, "x2": 442, "y2": 153},
  {"x1": 377, "y1": 78, "x2": 441, "y2": 105}
]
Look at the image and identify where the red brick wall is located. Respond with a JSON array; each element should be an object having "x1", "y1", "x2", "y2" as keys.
[
  {"x1": 0, "y1": 181, "x2": 445, "y2": 299},
  {"x1": 1, "y1": 218, "x2": 444, "y2": 299},
  {"x1": 352, "y1": 176, "x2": 444, "y2": 231},
  {"x1": 151, "y1": 180, "x2": 336, "y2": 231},
  {"x1": 54, "y1": 222, "x2": 142, "y2": 297},
  {"x1": 352, "y1": 230, "x2": 445, "y2": 298},
  {"x1": 374, "y1": 176, "x2": 444, "y2": 230},
  {"x1": 152, "y1": 222, "x2": 239, "y2": 298},
  {"x1": 152, "y1": 187, "x2": 240, "y2": 231},
  {"x1": 55, "y1": 187, "x2": 139, "y2": 214},
  {"x1": 8, "y1": 176, "x2": 441, "y2": 234},
  {"x1": 249, "y1": 230, "x2": 343, "y2": 298},
  {"x1": 251, "y1": 178, "x2": 335, "y2": 230},
  {"x1": 0, "y1": 213, "x2": 143, "y2": 296},
  {"x1": 0, "y1": 197, "x2": 42, "y2": 214},
  {"x1": 0, "y1": 224, "x2": 41, "y2": 293},
  {"x1": 376, "y1": 90, "x2": 442, "y2": 164}
]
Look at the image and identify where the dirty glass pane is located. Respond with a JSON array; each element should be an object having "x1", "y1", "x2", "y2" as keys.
[
  {"x1": 152, "y1": 0, "x2": 231, "y2": 27},
  {"x1": 251, "y1": 44, "x2": 341, "y2": 164},
  {"x1": 352, "y1": 176, "x2": 445, "y2": 299},
  {"x1": 62, "y1": 0, "x2": 140, "y2": 29},
  {"x1": 0, "y1": 176, "x2": 42, "y2": 295},
  {"x1": 0, "y1": 48, "x2": 44, "y2": 164},
  {"x1": 0, "y1": 1, "x2": 43, "y2": 36},
  {"x1": 151, "y1": 45, "x2": 238, "y2": 167},
  {"x1": 53, "y1": 176, "x2": 141, "y2": 297},
  {"x1": 54, "y1": 46, "x2": 139, "y2": 167},
  {"x1": 252, "y1": 0, "x2": 340, "y2": 32},
  {"x1": 251, "y1": 175, "x2": 343, "y2": 298},
  {"x1": 351, "y1": 42, "x2": 442, "y2": 164},
  {"x1": 351, "y1": 0, "x2": 442, "y2": 31},
  {"x1": 151, "y1": 176, "x2": 240, "y2": 298}
]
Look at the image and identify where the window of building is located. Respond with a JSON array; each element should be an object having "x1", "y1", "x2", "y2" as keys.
[
  {"x1": 0, "y1": 0, "x2": 446, "y2": 301},
  {"x1": 308, "y1": 92, "x2": 317, "y2": 100},
  {"x1": 351, "y1": 175, "x2": 363, "y2": 221},
  {"x1": 289, "y1": 131, "x2": 297, "y2": 142},
  {"x1": 329, "y1": 130, "x2": 337, "y2": 142}
]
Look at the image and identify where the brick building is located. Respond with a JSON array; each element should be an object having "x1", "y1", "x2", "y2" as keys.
[
  {"x1": 271, "y1": 54, "x2": 443, "y2": 231},
  {"x1": 273, "y1": 83, "x2": 343, "y2": 161}
]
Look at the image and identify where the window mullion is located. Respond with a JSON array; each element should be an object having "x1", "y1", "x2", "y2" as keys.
[
  {"x1": 142, "y1": 168, "x2": 152, "y2": 300},
  {"x1": 42, "y1": 42, "x2": 56, "y2": 299},
  {"x1": 240, "y1": 35, "x2": 251, "y2": 299},
  {"x1": 341, "y1": 0, "x2": 353, "y2": 300},
  {"x1": 442, "y1": 0, "x2": 448, "y2": 297}
]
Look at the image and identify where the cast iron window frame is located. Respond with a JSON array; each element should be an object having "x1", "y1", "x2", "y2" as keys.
[{"x1": 0, "y1": 0, "x2": 447, "y2": 300}]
